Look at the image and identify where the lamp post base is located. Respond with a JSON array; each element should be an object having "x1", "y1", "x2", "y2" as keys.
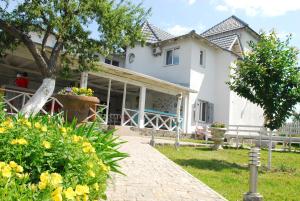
[{"x1": 243, "y1": 193, "x2": 263, "y2": 201}]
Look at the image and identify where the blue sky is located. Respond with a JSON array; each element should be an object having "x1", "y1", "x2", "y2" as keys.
[{"x1": 133, "y1": 0, "x2": 300, "y2": 50}]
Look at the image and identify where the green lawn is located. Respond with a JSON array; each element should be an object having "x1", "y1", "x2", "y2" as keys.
[{"x1": 156, "y1": 146, "x2": 300, "y2": 201}]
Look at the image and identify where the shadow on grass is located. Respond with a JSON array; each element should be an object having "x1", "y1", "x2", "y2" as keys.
[{"x1": 174, "y1": 158, "x2": 247, "y2": 171}]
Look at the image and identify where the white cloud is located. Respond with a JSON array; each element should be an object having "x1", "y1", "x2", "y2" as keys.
[
  {"x1": 188, "y1": 0, "x2": 196, "y2": 5},
  {"x1": 214, "y1": 0, "x2": 300, "y2": 16},
  {"x1": 166, "y1": 24, "x2": 205, "y2": 36}
]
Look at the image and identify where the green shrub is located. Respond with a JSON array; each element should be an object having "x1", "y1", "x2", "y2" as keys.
[
  {"x1": 211, "y1": 122, "x2": 226, "y2": 128},
  {"x1": 0, "y1": 113, "x2": 127, "y2": 200}
]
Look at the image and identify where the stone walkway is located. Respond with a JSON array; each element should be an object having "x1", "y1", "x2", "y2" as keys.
[{"x1": 105, "y1": 136, "x2": 227, "y2": 201}]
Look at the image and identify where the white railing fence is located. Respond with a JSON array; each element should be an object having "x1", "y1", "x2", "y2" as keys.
[
  {"x1": 122, "y1": 108, "x2": 139, "y2": 127},
  {"x1": 83, "y1": 104, "x2": 108, "y2": 124},
  {"x1": 144, "y1": 111, "x2": 182, "y2": 132},
  {"x1": 1, "y1": 88, "x2": 63, "y2": 116}
]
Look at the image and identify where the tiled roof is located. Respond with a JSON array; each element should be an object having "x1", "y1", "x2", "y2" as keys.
[
  {"x1": 201, "y1": 15, "x2": 248, "y2": 37},
  {"x1": 209, "y1": 34, "x2": 238, "y2": 50},
  {"x1": 142, "y1": 21, "x2": 175, "y2": 43}
]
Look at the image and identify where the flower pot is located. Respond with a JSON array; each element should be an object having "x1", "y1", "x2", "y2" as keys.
[
  {"x1": 210, "y1": 127, "x2": 227, "y2": 150},
  {"x1": 55, "y1": 94, "x2": 99, "y2": 123}
]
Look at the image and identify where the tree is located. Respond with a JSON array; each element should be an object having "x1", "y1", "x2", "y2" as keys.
[
  {"x1": 0, "y1": 0, "x2": 150, "y2": 116},
  {"x1": 228, "y1": 31, "x2": 300, "y2": 130}
]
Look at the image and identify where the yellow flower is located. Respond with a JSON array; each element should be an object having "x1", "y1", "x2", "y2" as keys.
[
  {"x1": 2, "y1": 165, "x2": 12, "y2": 177},
  {"x1": 93, "y1": 183, "x2": 99, "y2": 191},
  {"x1": 0, "y1": 127, "x2": 6, "y2": 133},
  {"x1": 9, "y1": 161, "x2": 18, "y2": 168},
  {"x1": 0, "y1": 162, "x2": 6, "y2": 168},
  {"x1": 60, "y1": 127, "x2": 67, "y2": 134},
  {"x1": 40, "y1": 172, "x2": 50, "y2": 183},
  {"x1": 38, "y1": 181, "x2": 47, "y2": 190},
  {"x1": 88, "y1": 170, "x2": 95, "y2": 177},
  {"x1": 87, "y1": 162, "x2": 94, "y2": 168},
  {"x1": 52, "y1": 187, "x2": 63, "y2": 201},
  {"x1": 16, "y1": 173, "x2": 25, "y2": 179},
  {"x1": 16, "y1": 165, "x2": 24, "y2": 173},
  {"x1": 64, "y1": 187, "x2": 76, "y2": 200},
  {"x1": 50, "y1": 173, "x2": 63, "y2": 187},
  {"x1": 83, "y1": 194, "x2": 89, "y2": 201},
  {"x1": 30, "y1": 184, "x2": 37, "y2": 191},
  {"x1": 72, "y1": 135, "x2": 82, "y2": 143},
  {"x1": 41, "y1": 126, "x2": 48, "y2": 132},
  {"x1": 75, "y1": 185, "x2": 89, "y2": 195},
  {"x1": 43, "y1": 141, "x2": 51, "y2": 149},
  {"x1": 11, "y1": 138, "x2": 28, "y2": 145},
  {"x1": 82, "y1": 142, "x2": 95, "y2": 153},
  {"x1": 34, "y1": 122, "x2": 41, "y2": 129}
]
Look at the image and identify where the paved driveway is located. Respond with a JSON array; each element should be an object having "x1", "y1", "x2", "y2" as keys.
[{"x1": 105, "y1": 136, "x2": 227, "y2": 201}]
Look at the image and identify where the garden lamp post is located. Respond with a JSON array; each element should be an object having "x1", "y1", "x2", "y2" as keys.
[{"x1": 243, "y1": 147, "x2": 263, "y2": 201}]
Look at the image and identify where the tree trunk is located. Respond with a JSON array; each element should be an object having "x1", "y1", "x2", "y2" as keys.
[{"x1": 20, "y1": 78, "x2": 56, "y2": 117}]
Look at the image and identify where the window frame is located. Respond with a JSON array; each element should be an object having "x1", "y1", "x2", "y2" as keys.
[
  {"x1": 199, "y1": 50, "x2": 206, "y2": 67},
  {"x1": 165, "y1": 47, "x2": 180, "y2": 66},
  {"x1": 193, "y1": 100, "x2": 208, "y2": 123}
]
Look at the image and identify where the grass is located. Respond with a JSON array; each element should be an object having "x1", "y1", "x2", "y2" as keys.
[{"x1": 156, "y1": 146, "x2": 300, "y2": 201}]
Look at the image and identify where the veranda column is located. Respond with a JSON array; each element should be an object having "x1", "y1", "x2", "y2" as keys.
[
  {"x1": 80, "y1": 72, "x2": 88, "y2": 88},
  {"x1": 138, "y1": 86, "x2": 146, "y2": 128},
  {"x1": 105, "y1": 79, "x2": 112, "y2": 124},
  {"x1": 175, "y1": 93, "x2": 183, "y2": 148},
  {"x1": 182, "y1": 95, "x2": 189, "y2": 133},
  {"x1": 121, "y1": 83, "x2": 127, "y2": 126}
]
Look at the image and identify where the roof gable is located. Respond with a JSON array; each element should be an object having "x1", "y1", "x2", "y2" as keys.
[
  {"x1": 142, "y1": 21, "x2": 174, "y2": 43},
  {"x1": 209, "y1": 34, "x2": 239, "y2": 50},
  {"x1": 201, "y1": 15, "x2": 248, "y2": 37}
]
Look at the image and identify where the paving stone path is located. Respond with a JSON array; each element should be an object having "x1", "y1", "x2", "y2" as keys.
[{"x1": 105, "y1": 136, "x2": 227, "y2": 201}]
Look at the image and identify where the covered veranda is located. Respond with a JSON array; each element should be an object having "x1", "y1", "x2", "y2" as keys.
[{"x1": 0, "y1": 47, "x2": 195, "y2": 132}]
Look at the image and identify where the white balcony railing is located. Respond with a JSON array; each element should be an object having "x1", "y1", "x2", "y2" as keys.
[
  {"x1": 122, "y1": 108, "x2": 139, "y2": 127},
  {"x1": 144, "y1": 111, "x2": 182, "y2": 131},
  {"x1": 0, "y1": 87, "x2": 63, "y2": 116}
]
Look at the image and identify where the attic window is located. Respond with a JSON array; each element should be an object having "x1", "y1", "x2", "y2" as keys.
[
  {"x1": 200, "y1": 50, "x2": 206, "y2": 67},
  {"x1": 166, "y1": 47, "x2": 179, "y2": 65}
]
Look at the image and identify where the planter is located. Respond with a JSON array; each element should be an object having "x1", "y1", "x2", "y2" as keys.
[
  {"x1": 55, "y1": 94, "x2": 99, "y2": 123},
  {"x1": 210, "y1": 127, "x2": 227, "y2": 150}
]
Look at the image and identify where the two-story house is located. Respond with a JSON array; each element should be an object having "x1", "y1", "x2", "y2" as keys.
[{"x1": 124, "y1": 15, "x2": 264, "y2": 133}]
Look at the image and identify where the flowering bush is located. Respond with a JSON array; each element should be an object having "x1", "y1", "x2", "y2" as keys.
[
  {"x1": 0, "y1": 109, "x2": 126, "y2": 200},
  {"x1": 58, "y1": 87, "x2": 94, "y2": 96}
]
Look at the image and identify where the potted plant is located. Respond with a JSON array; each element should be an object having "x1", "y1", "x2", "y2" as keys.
[
  {"x1": 56, "y1": 87, "x2": 99, "y2": 122},
  {"x1": 210, "y1": 122, "x2": 227, "y2": 150}
]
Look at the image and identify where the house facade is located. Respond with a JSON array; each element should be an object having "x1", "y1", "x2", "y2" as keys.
[{"x1": 0, "y1": 15, "x2": 264, "y2": 134}]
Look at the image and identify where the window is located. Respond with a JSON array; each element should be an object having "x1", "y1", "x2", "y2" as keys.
[
  {"x1": 200, "y1": 50, "x2": 205, "y2": 67},
  {"x1": 105, "y1": 58, "x2": 111, "y2": 64},
  {"x1": 165, "y1": 47, "x2": 179, "y2": 65},
  {"x1": 193, "y1": 100, "x2": 213, "y2": 123},
  {"x1": 105, "y1": 58, "x2": 120, "y2": 67},
  {"x1": 112, "y1": 60, "x2": 119, "y2": 67}
]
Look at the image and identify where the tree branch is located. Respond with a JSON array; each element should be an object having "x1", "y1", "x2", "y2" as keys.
[
  {"x1": 0, "y1": 19, "x2": 50, "y2": 77},
  {"x1": 41, "y1": 25, "x2": 51, "y2": 64},
  {"x1": 49, "y1": 39, "x2": 63, "y2": 73}
]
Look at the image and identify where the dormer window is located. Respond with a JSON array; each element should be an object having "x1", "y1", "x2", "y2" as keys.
[{"x1": 166, "y1": 47, "x2": 179, "y2": 65}]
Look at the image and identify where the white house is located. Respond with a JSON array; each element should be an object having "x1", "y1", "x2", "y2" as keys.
[
  {"x1": 0, "y1": 15, "x2": 264, "y2": 134},
  {"x1": 123, "y1": 15, "x2": 264, "y2": 133}
]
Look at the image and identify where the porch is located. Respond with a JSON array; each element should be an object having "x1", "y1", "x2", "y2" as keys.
[{"x1": 0, "y1": 49, "x2": 195, "y2": 132}]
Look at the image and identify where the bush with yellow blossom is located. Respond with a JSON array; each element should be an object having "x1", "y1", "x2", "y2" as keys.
[{"x1": 0, "y1": 105, "x2": 127, "y2": 200}]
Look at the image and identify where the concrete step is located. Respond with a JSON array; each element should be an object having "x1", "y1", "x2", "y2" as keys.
[{"x1": 113, "y1": 126, "x2": 141, "y2": 136}]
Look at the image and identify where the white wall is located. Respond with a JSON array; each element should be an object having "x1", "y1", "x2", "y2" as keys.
[
  {"x1": 125, "y1": 39, "x2": 192, "y2": 86},
  {"x1": 237, "y1": 29, "x2": 259, "y2": 52}
]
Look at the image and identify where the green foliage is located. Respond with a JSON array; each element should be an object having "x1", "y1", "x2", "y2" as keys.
[
  {"x1": 58, "y1": 87, "x2": 94, "y2": 96},
  {"x1": 0, "y1": 0, "x2": 150, "y2": 77},
  {"x1": 210, "y1": 122, "x2": 226, "y2": 128},
  {"x1": 228, "y1": 31, "x2": 300, "y2": 130},
  {"x1": 0, "y1": 113, "x2": 127, "y2": 200}
]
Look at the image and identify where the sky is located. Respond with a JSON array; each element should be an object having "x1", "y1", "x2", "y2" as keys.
[{"x1": 133, "y1": 0, "x2": 300, "y2": 51}]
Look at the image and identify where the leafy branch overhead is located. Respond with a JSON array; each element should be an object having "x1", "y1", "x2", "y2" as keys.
[
  {"x1": 228, "y1": 31, "x2": 300, "y2": 130},
  {"x1": 0, "y1": 0, "x2": 150, "y2": 78}
]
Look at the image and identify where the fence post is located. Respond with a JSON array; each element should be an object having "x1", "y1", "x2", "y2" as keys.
[
  {"x1": 267, "y1": 129, "x2": 272, "y2": 170},
  {"x1": 243, "y1": 147, "x2": 263, "y2": 201}
]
